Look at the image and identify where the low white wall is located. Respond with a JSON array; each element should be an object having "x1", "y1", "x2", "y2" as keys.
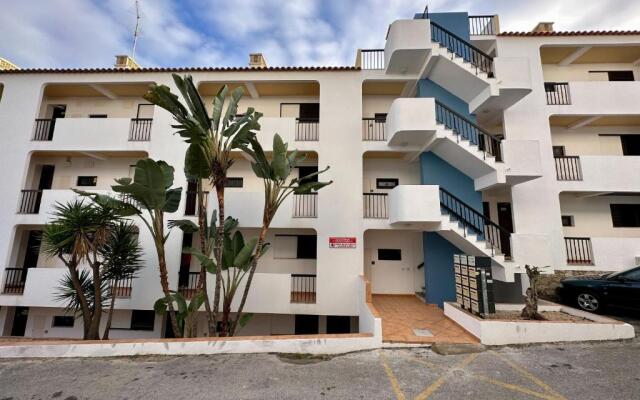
[
  {"x1": 558, "y1": 156, "x2": 640, "y2": 193},
  {"x1": 444, "y1": 302, "x2": 635, "y2": 345},
  {"x1": 388, "y1": 184, "x2": 441, "y2": 226},
  {"x1": 357, "y1": 277, "x2": 382, "y2": 345},
  {"x1": 0, "y1": 333, "x2": 380, "y2": 358}
]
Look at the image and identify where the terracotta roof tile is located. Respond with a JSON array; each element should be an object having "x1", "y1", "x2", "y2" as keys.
[
  {"x1": 0, "y1": 65, "x2": 359, "y2": 74},
  {"x1": 499, "y1": 30, "x2": 640, "y2": 37}
]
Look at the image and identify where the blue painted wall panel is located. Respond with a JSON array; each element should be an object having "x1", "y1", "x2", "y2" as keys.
[
  {"x1": 419, "y1": 152, "x2": 482, "y2": 211},
  {"x1": 423, "y1": 232, "x2": 462, "y2": 307}
]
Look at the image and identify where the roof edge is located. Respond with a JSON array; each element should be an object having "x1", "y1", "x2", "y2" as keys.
[
  {"x1": 0, "y1": 65, "x2": 360, "y2": 75},
  {"x1": 499, "y1": 30, "x2": 640, "y2": 37}
]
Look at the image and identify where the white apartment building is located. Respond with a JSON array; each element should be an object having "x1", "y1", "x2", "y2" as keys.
[{"x1": 1, "y1": 10, "x2": 639, "y2": 340}]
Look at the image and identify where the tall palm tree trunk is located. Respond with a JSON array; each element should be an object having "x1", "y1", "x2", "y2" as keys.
[
  {"x1": 211, "y1": 181, "x2": 226, "y2": 335},
  {"x1": 102, "y1": 284, "x2": 116, "y2": 340},
  {"x1": 86, "y1": 253, "x2": 103, "y2": 340},
  {"x1": 154, "y1": 213, "x2": 182, "y2": 338},
  {"x1": 196, "y1": 183, "x2": 215, "y2": 336},
  {"x1": 62, "y1": 255, "x2": 92, "y2": 339}
]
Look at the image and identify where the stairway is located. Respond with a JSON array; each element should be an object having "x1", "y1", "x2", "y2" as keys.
[{"x1": 437, "y1": 188, "x2": 520, "y2": 281}]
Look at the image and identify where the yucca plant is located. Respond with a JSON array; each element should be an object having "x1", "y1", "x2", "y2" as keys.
[
  {"x1": 145, "y1": 74, "x2": 261, "y2": 336},
  {"x1": 77, "y1": 158, "x2": 183, "y2": 338},
  {"x1": 41, "y1": 200, "x2": 119, "y2": 339},
  {"x1": 100, "y1": 221, "x2": 143, "y2": 339}
]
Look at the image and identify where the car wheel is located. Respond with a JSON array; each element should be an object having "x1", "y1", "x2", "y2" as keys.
[{"x1": 576, "y1": 292, "x2": 602, "y2": 313}]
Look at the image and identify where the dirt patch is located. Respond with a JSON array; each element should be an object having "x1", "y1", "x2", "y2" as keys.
[
  {"x1": 484, "y1": 311, "x2": 589, "y2": 322},
  {"x1": 276, "y1": 353, "x2": 334, "y2": 365}
]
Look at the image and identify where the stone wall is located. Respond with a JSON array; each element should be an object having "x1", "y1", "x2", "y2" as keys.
[{"x1": 537, "y1": 270, "x2": 613, "y2": 301}]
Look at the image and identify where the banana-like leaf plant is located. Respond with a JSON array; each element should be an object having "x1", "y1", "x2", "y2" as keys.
[
  {"x1": 76, "y1": 158, "x2": 183, "y2": 338},
  {"x1": 144, "y1": 74, "x2": 262, "y2": 336},
  {"x1": 229, "y1": 134, "x2": 332, "y2": 335},
  {"x1": 154, "y1": 291, "x2": 205, "y2": 338}
]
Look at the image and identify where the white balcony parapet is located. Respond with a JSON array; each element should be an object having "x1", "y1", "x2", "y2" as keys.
[
  {"x1": 388, "y1": 185, "x2": 441, "y2": 227},
  {"x1": 31, "y1": 118, "x2": 151, "y2": 151},
  {"x1": 550, "y1": 81, "x2": 640, "y2": 114},
  {"x1": 384, "y1": 19, "x2": 431, "y2": 75},
  {"x1": 556, "y1": 155, "x2": 640, "y2": 193}
]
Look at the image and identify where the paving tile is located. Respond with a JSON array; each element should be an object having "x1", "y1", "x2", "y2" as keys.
[{"x1": 372, "y1": 294, "x2": 478, "y2": 344}]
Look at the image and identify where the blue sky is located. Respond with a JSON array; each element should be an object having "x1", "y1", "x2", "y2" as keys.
[{"x1": 1, "y1": 0, "x2": 639, "y2": 69}]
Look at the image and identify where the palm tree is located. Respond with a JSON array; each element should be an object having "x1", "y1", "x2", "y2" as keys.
[
  {"x1": 55, "y1": 269, "x2": 110, "y2": 328},
  {"x1": 144, "y1": 74, "x2": 261, "y2": 336},
  {"x1": 230, "y1": 134, "x2": 331, "y2": 335},
  {"x1": 41, "y1": 200, "x2": 118, "y2": 339},
  {"x1": 79, "y1": 158, "x2": 184, "y2": 337},
  {"x1": 100, "y1": 221, "x2": 143, "y2": 339}
]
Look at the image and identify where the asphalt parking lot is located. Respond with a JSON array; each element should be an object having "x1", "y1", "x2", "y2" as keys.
[{"x1": 1, "y1": 328, "x2": 639, "y2": 400}]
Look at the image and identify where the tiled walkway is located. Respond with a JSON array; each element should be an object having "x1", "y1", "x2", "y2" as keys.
[{"x1": 372, "y1": 294, "x2": 478, "y2": 344}]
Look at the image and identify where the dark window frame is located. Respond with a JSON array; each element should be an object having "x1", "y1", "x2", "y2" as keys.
[
  {"x1": 296, "y1": 235, "x2": 317, "y2": 259},
  {"x1": 376, "y1": 178, "x2": 399, "y2": 189},
  {"x1": 552, "y1": 146, "x2": 566, "y2": 157},
  {"x1": 610, "y1": 204, "x2": 640, "y2": 228},
  {"x1": 76, "y1": 176, "x2": 98, "y2": 186},
  {"x1": 621, "y1": 135, "x2": 640, "y2": 156},
  {"x1": 130, "y1": 310, "x2": 156, "y2": 331},
  {"x1": 225, "y1": 177, "x2": 244, "y2": 188},
  {"x1": 88, "y1": 114, "x2": 108, "y2": 118},
  {"x1": 561, "y1": 215, "x2": 574, "y2": 227},
  {"x1": 378, "y1": 248, "x2": 402, "y2": 261},
  {"x1": 52, "y1": 315, "x2": 75, "y2": 328}
]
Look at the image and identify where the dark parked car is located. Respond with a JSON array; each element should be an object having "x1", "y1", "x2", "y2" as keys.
[{"x1": 556, "y1": 266, "x2": 640, "y2": 313}]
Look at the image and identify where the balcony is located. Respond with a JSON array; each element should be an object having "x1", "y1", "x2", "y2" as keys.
[
  {"x1": 556, "y1": 155, "x2": 640, "y2": 192},
  {"x1": 363, "y1": 193, "x2": 388, "y2": 219},
  {"x1": 31, "y1": 117, "x2": 152, "y2": 151},
  {"x1": 362, "y1": 117, "x2": 386, "y2": 141},
  {"x1": 565, "y1": 237, "x2": 593, "y2": 265},
  {"x1": 387, "y1": 185, "x2": 441, "y2": 228},
  {"x1": 293, "y1": 193, "x2": 317, "y2": 218},
  {"x1": 547, "y1": 81, "x2": 640, "y2": 114},
  {"x1": 2, "y1": 268, "x2": 27, "y2": 295},
  {"x1": 468, "y1": 15, "x2": 499, "y2": 36},
  {"x1": 15, "y1": 189, "x2": 110, "y2": 224},
  {"x1": 290, "y1": 274, "x2": 316, "y2": 304},
  {"x1": 177, "y1": 272, "x2": 200, "y2": 299},
  {"x1": 384, "y1": 19, "x2": 432, "y2": 75}
]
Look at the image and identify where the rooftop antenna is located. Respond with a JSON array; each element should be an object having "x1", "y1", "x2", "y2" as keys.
[
  {"x1": 131, "y1": 0, "x2": 141, "y2": 60},
  {"x1": 422, "y1": 2, "x2": 429, "y2": 19}
]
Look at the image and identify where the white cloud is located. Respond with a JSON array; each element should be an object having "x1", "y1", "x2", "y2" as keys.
[{"x1": 1, "y1": 0, "x2": 639, "y2": 69}]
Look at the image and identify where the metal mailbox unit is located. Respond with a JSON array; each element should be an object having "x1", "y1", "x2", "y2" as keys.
[{"x1": 454, "y1": 254, "x2": 495, "y2": 316}]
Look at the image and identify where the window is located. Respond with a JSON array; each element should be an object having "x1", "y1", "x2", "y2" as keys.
[
  {"x1": 297, "y1": 235, "x2": 317, "y2": 259},
  {"x1": 52, "y1": 316, "x2": 74, "y2": 327},
  {"x1": 621, "y1": 268, "x2": 640, "y2": 282},
  {"x1": 76, "y1": 176, "x2": 97, "y2": 186},
  {"x1": 376, "y1": 178, "x2": 399, "y2": 189},
  {"x1": 225, "y1": 177, "x2": 244, "y2": 188},
  {"x1": 326, "y1": 316, "x2": 351, "y2": 334},
  {"x1": 607, "y1": 71, "x2": 635, "y2": 81},
  {"x1": 610, "y1": 204, "x2": 640, "y2": 227},
  {"x1": 298, "y1": 166, "x2": 319, "y2": 184},
  {"x1": 552, "y1": 146, "x2": 566, "y2": 157},
  {"x1": 378, "y1": 249, "x2": 402, "y2": 261},
  {"x1": 561, "y1": 215, "x2": 574, "y2": 227},
  {"x1": 294, "y1": 314, "x2": 319, "y2": 334},
  {"x1": 374, "y1": 113, "x2": 387, "y2": 123},
  {"x1": 621, "y1": 135, "x2": 640, "y2": 156},
  {"x1": 298, "y1": 103, "x2": 319, "y2": 121},
  {"x1": 544, "y1": 83, "x2": 557, "y2": 92},
  {"x1": 274, "y1": 235, "x2": 317, "y2": 259},
  {"x1": 89, "y1": 114, "x2": 108, "y2": 118},
  {"x1": 130, "y1": 310, "x2": 155, "y2": 331}
]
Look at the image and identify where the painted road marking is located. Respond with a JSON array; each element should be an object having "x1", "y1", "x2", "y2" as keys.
[
  {"x1": 379, "y1": 351, "x2": 406, "y2": 400},
  {"x1": 380, "y1": 350, "x2": 567, "y2": 400}
]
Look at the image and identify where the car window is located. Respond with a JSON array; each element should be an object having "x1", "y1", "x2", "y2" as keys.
[{"x1": 622, "y1": 268, "x2": 640, "y2": 282}]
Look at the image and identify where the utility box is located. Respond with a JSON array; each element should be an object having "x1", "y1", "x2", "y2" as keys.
[{"x1": 454, "y1": 254, "x2": 495, "y2": 316}]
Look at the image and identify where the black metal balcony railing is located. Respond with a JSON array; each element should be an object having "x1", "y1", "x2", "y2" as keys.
[
  {"x1": 545, "y1": 83, "x2": 571, "y2": 105},
  {"x1": 469, "y1": 15, "x2": 498, "y2": 35},
  {"x1": 129, "y1": 118, "x2": 153, "y2": 141},
  {"x1": 439, "y1": 188, "x2": 512, "y2": 257},
  {"x1": 435, "y1": 101, "x2": 502, "y2": 161},
  {"x1": 184, "y1": 190, "x2": 210, "y2": 216},
  {"x1": 430, "y1": 21, "x2": 494, "y2": 77},
  {"x1": 362, "y1": 118, "x2": 386, "y2": 141},
  {"x1": 565, "y1": 237, "x2": 593, "y2": 265},
  {"x1": 360, "y1": 49, "x2": 385, "y2": 70},
  {"x1": 290, "y1": 274, "x2": 316, "y2": 304},
  {"x1": 363, "y1": 193, "x2": 388, "y2": 219},
  {"x1": 554, "y1": 156, "x2": 582, "y2": 181},
  {"x1": 3, "y1": 268, "x2": 27, "y2": 294},
  {"x1": 178, "y1": 272, "x2": 200, "y2": 299},
  {"x1": 295, "y1": 118, "x2": 319, "y2": 141},
  {"x1": 17, "y1": 189, "x2": 42, "y2": 214},
  {"x1": 293, "y1": 193, "x2": 318, "y2": 218},
  {"x1": 33, "y1": 119, "x2": 54, "y2": 141},
  {"x1": 110, "y1": 275, "x2": 133, "y2": 298}
]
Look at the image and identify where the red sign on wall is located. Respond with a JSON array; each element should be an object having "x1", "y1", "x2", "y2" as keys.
[{"x1": 329, "y1": 237, "x2": 357, "y2": 248}]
